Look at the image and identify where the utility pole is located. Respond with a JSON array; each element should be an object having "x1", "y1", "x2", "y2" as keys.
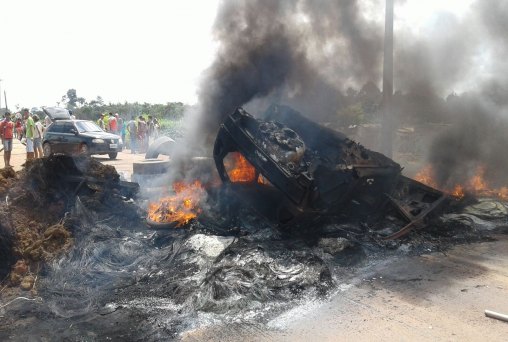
[
  {"x1": 381, "y1": 0, "x2": 394, "y2": 157},
  {"x1": 4, "y1": 90, "x2": 7, "y2": 112}
]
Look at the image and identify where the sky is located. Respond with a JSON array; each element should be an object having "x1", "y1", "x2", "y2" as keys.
[
  {"x1": 0, "y1": 0, "x2": 474, "y2": 110},
  {"x1": 0, "y1": 0, "x2": 220, "y2": 109}
]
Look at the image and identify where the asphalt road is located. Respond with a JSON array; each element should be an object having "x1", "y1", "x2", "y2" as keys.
[{"x1": 183, "y1": 236, "x2": 508, "y2": 341}]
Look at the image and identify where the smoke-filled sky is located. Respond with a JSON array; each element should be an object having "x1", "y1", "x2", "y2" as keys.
[
  {"x1": 0, "y1": 0, "x2": 476, "y2": 109},
  {"x1": 178, "y1": 0, "x2": 508, "y2": 189}
]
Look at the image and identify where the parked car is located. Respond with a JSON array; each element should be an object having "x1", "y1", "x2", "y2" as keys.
[{"x1": 42, "y1": 107, "x2": 122, "y2": 159}]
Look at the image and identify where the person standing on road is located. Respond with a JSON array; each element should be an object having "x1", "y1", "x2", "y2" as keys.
[
  {"x1": 0, "y1": 112, "x2": 14, "y2": 167},
  {"x1": 147, "y1": 115, "x2": 154, "y2": 143},
  {"x1": 32, "y1": 114, "x2": 45, "y2": 159},
  {"x1": 108, "y1": 112, "x2": 118, "y2": 134},
  {"x1": 97, "y1": 114, "x2": 105, "y2": 130},
  {"x1": 118, "y1": 114, "x2": 126, "y2": 150},
  {"x1": 153, "y1": 117, "x2": 160, "y2": 139},
  {"x1": 15, "y1": 118, "x2": 23, "y2": 140},
  {"x1": 103, "y1": 113, "x2": 111, "y2": 132},
  {"x1": 127, "y1": 115, "x2": 138, "y2": 154},
  {"x1": 23, "y1": 109, "x2": 35, "y2": 161},
  {"x1": 137, "y1": 116, "x2": 147, "y2": 153}
]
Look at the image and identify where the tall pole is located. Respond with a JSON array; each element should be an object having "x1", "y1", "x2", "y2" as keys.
[
  {"x1": 4, "y1": 90, "x2": 7, "y2": 112},
  {"x1": 382, "y1": 0, "x2": 394, "y2": 157}
]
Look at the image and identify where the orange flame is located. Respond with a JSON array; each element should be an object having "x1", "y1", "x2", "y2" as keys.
[
  {"x1": 147, "y1": 180, "x2": 206, "y2": 226},
  {"x1": 451, "y1": 184, "x2": 465, "y2": 200},
  {"x1": 415, "y1": 165, "x2": 508, "y2": 200},
  {"x1": 469, "y1": 166, "x2": 488, "y2": 192},
  {"x1": 225, "y1": 152, "x2": 256, "y2": 183},
  {"x1": 414, "y1": 165, "x2": 439, "y2": 189},
  {"x1": 257, "y1": 174, "x2": 272, "y2": 185}
]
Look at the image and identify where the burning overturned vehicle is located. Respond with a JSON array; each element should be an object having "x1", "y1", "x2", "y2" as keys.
[{"x1": 213, "y1": 104, "x2": 447, "y2": 239}]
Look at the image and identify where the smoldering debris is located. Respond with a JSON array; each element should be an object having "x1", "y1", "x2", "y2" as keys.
[
  {"x1": 0, "y1": 156, "x2": 141, "y2": 292},
  {"x1": 0, "y1": 151, "x2": 507, "y2": 341}
]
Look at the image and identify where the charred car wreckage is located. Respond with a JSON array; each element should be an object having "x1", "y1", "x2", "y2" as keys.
[{"x1": 213, "y1": 105, "x2": 447, "y2": 239}]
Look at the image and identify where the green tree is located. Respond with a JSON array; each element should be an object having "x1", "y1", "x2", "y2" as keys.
[{"x1": 62, "y1": 89, "x2": 85, "y2": 109}]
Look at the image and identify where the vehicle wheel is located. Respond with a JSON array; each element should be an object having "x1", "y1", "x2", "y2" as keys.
[
  {"x1": 108, "y1": 152, "x2": 118, "y2": 160},
  {"x1": 43, "y1": 143, "x2": 52, "y2": 157},
  {"x1": 78, "y1": 143, "x2": 89, "y2": 156}
]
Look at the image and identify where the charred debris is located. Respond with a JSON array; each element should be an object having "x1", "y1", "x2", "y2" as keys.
[{"x1": 0, "y1": 156, "x2": 142, "y2": 289}]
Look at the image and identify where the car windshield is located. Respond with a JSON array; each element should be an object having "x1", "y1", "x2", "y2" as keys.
[{"x1": 75, "y1": 121, "x2": 103, "y2": 133}]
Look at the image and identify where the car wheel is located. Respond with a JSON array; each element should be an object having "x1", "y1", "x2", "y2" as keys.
[
  {"x1": 79, "y1": 143, "x2": 89, "y2": 156},
  {"x1": 43, "y1": 143, "x2": 52, "y2": 157},
  {"x1": 108, "y1": 152, "x2": 118, "y2": 160}
]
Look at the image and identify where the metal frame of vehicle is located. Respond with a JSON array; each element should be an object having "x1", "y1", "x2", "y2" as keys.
[{"x1": 213, "y1": 106, "x2": 447, "y2": 238}]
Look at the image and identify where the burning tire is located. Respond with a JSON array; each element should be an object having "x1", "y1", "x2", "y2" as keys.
[
  {"x1": 146, "y1": 217, "x2": 185, "y2": 229},
  {"x1": 145, "y1": 181, "x2": 205, "y2": 229}
]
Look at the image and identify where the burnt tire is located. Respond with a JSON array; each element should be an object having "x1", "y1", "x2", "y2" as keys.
[
  {"x1": 108, "y1": 152, "x2": 118, "y2": 160},
  {"x1": 133, "y1": 159, "x2": 171, "y2": 175},
  {"x1": 145, "y1": 136, "x2": 175, "y2": 159},
  {"x1": 43, "y1": 143, "x2": 52, "y2": 157}
]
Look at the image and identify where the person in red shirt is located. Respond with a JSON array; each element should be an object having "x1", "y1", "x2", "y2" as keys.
[
  {"x1": 108, "y1": 112, "x2": 118, "y2": 133},
  {"x1": 15, "y1": 118, "x2": 23, "y2": 140},
  {"x1": 0, "y1": 112, "x2": 15, "y2": 167}
]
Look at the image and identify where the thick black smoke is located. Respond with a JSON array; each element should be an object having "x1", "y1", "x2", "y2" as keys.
[
  {"x1": 418, "y1": 0, "x2": 508, "y2": 186},
  {"x1": 429, "y1": 97, "x2": 508, "y2": 187},
  {"x1": 188, "y1": 0, "x2": 508, "y2": 188},
  {"x1": 189, "y1": 0, "x2": 383, "y2": 150}
]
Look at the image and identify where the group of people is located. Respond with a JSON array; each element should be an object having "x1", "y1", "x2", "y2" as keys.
[
  {"x1": 97, "y1": 113, "x2": 159, "y2": 154},
  {"x1": 97, "y1": 112, "x2": 123, "y2": 135},
  {"x1": 0, "y1": 109, "x2": 46, "y2": 168},
  {"x1": 2, "y1": 109, "x2": 163, "y2": 168}
]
